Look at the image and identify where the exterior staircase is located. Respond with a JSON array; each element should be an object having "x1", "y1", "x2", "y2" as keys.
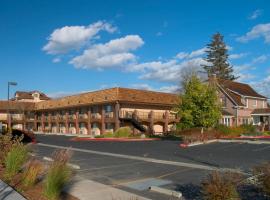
[{"x1": 119, "y1": 111, "x2": 146, "y2": 133}]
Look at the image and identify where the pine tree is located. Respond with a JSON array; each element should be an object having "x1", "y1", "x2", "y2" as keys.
[{"x1": 203, "y1": 32, "x2": 237, "y2": 80}]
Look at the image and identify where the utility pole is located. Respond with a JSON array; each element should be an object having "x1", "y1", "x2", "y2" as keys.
[{"x1": 7, "y1": 81, "x2": 17, "y2": 133}]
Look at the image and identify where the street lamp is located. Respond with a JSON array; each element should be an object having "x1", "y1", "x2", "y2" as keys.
[
  {"x1": 7, "y1": 81, "x2": 17, "y2": 133},
  {"x1": 8, "y1": 81, "x2": 18, "y2": 101}
]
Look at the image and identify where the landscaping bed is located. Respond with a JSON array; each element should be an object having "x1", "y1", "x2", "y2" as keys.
[{"x1": 0, "y1": 133, "x2": 78, "y2": 200}]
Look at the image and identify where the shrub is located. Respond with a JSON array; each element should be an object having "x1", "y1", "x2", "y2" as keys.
[
  {"x1": 215, "y1": 124, "x2": 231, "y2": 135},
  {"x1": 3, "y1": 144, "x2": 29, "y2": 182},
  {"x1": 240, "y1": 124, "x2": 256, "y2": 134},
  {"x1": 114, "y1": 127, "x2": 132, "y2": 138},
  {"x1": 43, "y1": 149, "x2": 72, "y2": 200},
  {"x1": 103, "y1": 132, "x2": 114, "y2": 138},
  {"x1": 0, "y1": 132, "x2": 23, "y2": 164},
  {"x1": 22, "y1": 159, "x2": 43, "y2": 188},
  {"x1": 253, "y1": 162, "x2": 270, "y2": 196},
  {"x1": 201, "y1": 171, "x2": 242, "y2": 200}
]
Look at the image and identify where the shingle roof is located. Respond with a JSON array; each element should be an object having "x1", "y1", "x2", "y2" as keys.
[
  {"x1": 35, "y1": 87, "x2": 179, "y2": 110},
  {"x1": 14, "y1": 91, "x2": 50, "y2": 101},
  {"x1": 251, "y1": 108, "x2": 270, "y2": 115},
  {"x1": 222, "y1": 109, "x2": 234, "y2": 116},
  {"x1": 217, "y1": 79, "x2": 267, "y2": 99},
  {"x1": 0, "y1": 101, "x2": 35, "y2": 111}
]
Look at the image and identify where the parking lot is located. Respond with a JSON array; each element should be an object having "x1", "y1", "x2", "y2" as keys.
[{"x1": 32, "y1": 134, "x2": 270, "y2": 200}]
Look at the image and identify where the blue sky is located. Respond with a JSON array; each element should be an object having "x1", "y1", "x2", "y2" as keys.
[{"x1": 0, "y1": 0, "x2": 270, "y2": 99}]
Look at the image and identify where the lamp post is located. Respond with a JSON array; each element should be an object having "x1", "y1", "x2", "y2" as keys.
[{"x1": 7, "y1": 81, "x2": 17, "y2": 133}]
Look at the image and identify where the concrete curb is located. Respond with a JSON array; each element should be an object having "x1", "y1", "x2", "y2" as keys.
[
  {"x1": 43, "y1": 156, "x2": 81, "y2": 169},
  {"x1": 218, "y1": 139, "x2": 270, "y2": 145},
  {"x1": 0, "y1": 179, "x2": 26, "y2": 200},
  {"x1": 149, "y1": 186, "x2": 182, "y2": 198}
]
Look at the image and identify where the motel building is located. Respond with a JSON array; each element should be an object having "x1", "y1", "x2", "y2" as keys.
[
  {"x1": 0, "y1": 79, "x2": 269, "y2": 135},
  {"x1": 0, "y1": 88, "x2": 179, "y2": 135}
]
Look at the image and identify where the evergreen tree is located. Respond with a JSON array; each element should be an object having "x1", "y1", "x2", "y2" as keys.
[
  {"x1": 176, "y1": 74, "x2": 221, "y2": 133},
  {"x1": 203, "y1": 32, "x2": 237, "y2": 80}
]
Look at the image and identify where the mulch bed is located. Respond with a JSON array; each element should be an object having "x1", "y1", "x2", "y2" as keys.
[{"x1": 0, "y1": 164, "x2": 78, "y2": 200}]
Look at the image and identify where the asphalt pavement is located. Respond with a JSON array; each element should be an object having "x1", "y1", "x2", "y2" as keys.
[{"x1": 32, "y1": 134, "x2": 270, "y2": 200}]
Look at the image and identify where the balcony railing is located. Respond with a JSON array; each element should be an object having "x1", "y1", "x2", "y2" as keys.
[
  {"x1": 11, "y1": 114, "x2": 23, "y2": 120},
  {"x1": 26, "y1": 115, "x2": 35, "y2": 120},
  {"x1": 105, "y1": 112, "x2": 113, "y2": 118},
  {"x1": 59, "y1": 115, "x2": 66, "y2": 120},
  {"x1": 137, "y1": 112, "x2": 149, "y2": 120},
  {"x1": 69, "y1": 115, "x2": 76, "y2": 120},
  {"x1": 154, "y1": 113, "x2": 165, "y2": 120},
  {"x1": 51, "y1": 116, "x2": 58, "y2": 120},
  {"x1": 91, "y1": 113, "x2": 101, "y2": 119},
  {"x1": 79, "y1": 114, "x2": 88, "y2": 119}
]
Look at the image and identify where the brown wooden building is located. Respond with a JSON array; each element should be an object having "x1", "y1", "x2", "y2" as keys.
[{"x1": 0, "y1": 88, "x2": 179, "y2": 135}]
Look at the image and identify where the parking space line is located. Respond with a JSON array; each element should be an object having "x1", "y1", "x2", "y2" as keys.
[
  {"x1": 37, "y1": 143, "x2": 245, "y2": 174},
  {"x1": 253, "y1": 145, "x2": 270, "y2": 152},
  {"x1": 77, "y1": 161, "x2": 145, "y2": 172}
]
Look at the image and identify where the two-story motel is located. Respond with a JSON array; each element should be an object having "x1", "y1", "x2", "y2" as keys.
[
  {"x1": 0, "y1": 88, "x2": 179, "y2": 135},
  {"x1": 0, "y1": 78, "x2": 269, "y2": 135}
]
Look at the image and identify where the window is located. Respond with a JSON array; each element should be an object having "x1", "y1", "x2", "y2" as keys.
[
  {"x1": 242, "y1": 118, "x2": 249, "y2": 125},
  {"x1": 220, "y1": 96, "x2": 226, "y2": 108},
  {"x1": 222, "y1": 117, "x2": 231, "y2": 126},
  {"x1": 245, "y1": 99, "x2": 249, "y2": 108},
  {"x1": 105, "y1": 123, "x2": 114, "y2": 130},
  {"x1": 91, "y1": 106, "x2": 99, "y2": 113},
  {"x1": 104, "y1": 105, "x2": 112, "y2": 113},
  {"x1": 253, "y1": 100, "x2": 257, "y2": 107},
  {"x1": 92, "y1": 123, "x2": 99, "y2": 129}
]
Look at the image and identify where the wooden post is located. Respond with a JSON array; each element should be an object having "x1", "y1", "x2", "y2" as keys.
[
  {"x1": 101, "y1": 105, "x2": 105, "y2": 134},
  {"x1": 114, "y1": 102, "x2": 120, "y2": 131},
  {"x1": 87, "y1": 109, "x2": 91, "y2": 135},
  {"x1": 75, "y1": 111, "x2": 79, "y2": 134},
  {"x1": 164, "y1": 111, "x2": 169, "y2": 133}
]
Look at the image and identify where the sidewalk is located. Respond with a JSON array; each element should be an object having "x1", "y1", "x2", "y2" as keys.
[
  {"x1": 0, "y1": 180, "x2": 26, "y2": 200},
  {"x1": 64, "y1": 176, "x2": 151, "y2": 200}
]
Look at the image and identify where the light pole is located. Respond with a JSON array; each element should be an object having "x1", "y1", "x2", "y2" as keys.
[{"x1": 7, "y1": 81, "x2": 17, "y2": 133}]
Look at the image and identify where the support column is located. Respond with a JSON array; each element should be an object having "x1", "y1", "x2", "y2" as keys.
[
  {"x1": 41, "y1": 113, "x2": 45, "y2": 133},
  {"x1": 87, "y1": 109, "x2": 91, "y2": 135},
  {"x1": 34, "y1": 113, "x2": 37, "y2": 131},
  {"x1": 7, "y1": 113, "x2": 11, "y2": 131},
  {"x1": 268, "y1": 115, "x2": 270, "y2": 131},
  {"x1": 164, "y1": 111, "x2": 169, "y2": 133},
  {"x1": 48, "y1": 113, "x2": 52, "y2": 133},
  {"x1": 65, "y1": 111, "x2": 69, "y2": 134},
  {"x1": 133, "y1": 110, "x2": 138, "y2": 135},
  {"x1": 56, "y1": 113, "x2": 60, "y2": 133},
  {"x1": 149, "y1": 111, "x2": 154, "y2": 135},
  {"x1": 101, "y1": 105, "x2": 105, "y2": 134},
  {"x1": 75, "y1": 111, "x2": 79, "y2": 134},
  {"x1": 114, "y1": 101, "x2": 120, "y2": 131}
]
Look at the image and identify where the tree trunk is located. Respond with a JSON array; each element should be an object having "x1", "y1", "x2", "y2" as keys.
[{"x1": 201, "y1": 127, "x2": 204, "y2": 141}]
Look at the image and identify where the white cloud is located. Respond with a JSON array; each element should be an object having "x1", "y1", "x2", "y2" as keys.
[
  {"x1": 250, "y1": 75, "x2": 270, "y2": 98},
  {"x1": 52, "y1": 57, "x2": 61, "y2": 63},
  {"x1": 237, "y1": 23, "x2": 270, "y2": 43},
  {"x1": 175, "y1": 47, "x2": 206, "y2": 60},
  {"x1": 130, "y1": 83, "x2": 179, "y2": 93},
  {"x1": 43, "y1": 21, "x2": 117, "y2": 54},
  {"x1": 252, "y1": 55, "x2": 268, "y2": 63},
  {"x1": 130, "y1": 57, "x2": 208, "y2": 83},
  {"x1": 248, "y1": 9, "x2": 263, "y2": 20},
  {"x1": 69, "y1": 35, "x2": 144, "y2": 69},
  {"x1": 229, "y1": 53, "x2": 247, "y2": 59}
]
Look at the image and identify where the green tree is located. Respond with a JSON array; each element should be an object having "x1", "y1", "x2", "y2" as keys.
[
  {"x1": 203, "y1": 32, "x2": 237, "y2": 80},
  {"x1": 176, "y1": 74, "x2": 221, "y2": 133}
]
